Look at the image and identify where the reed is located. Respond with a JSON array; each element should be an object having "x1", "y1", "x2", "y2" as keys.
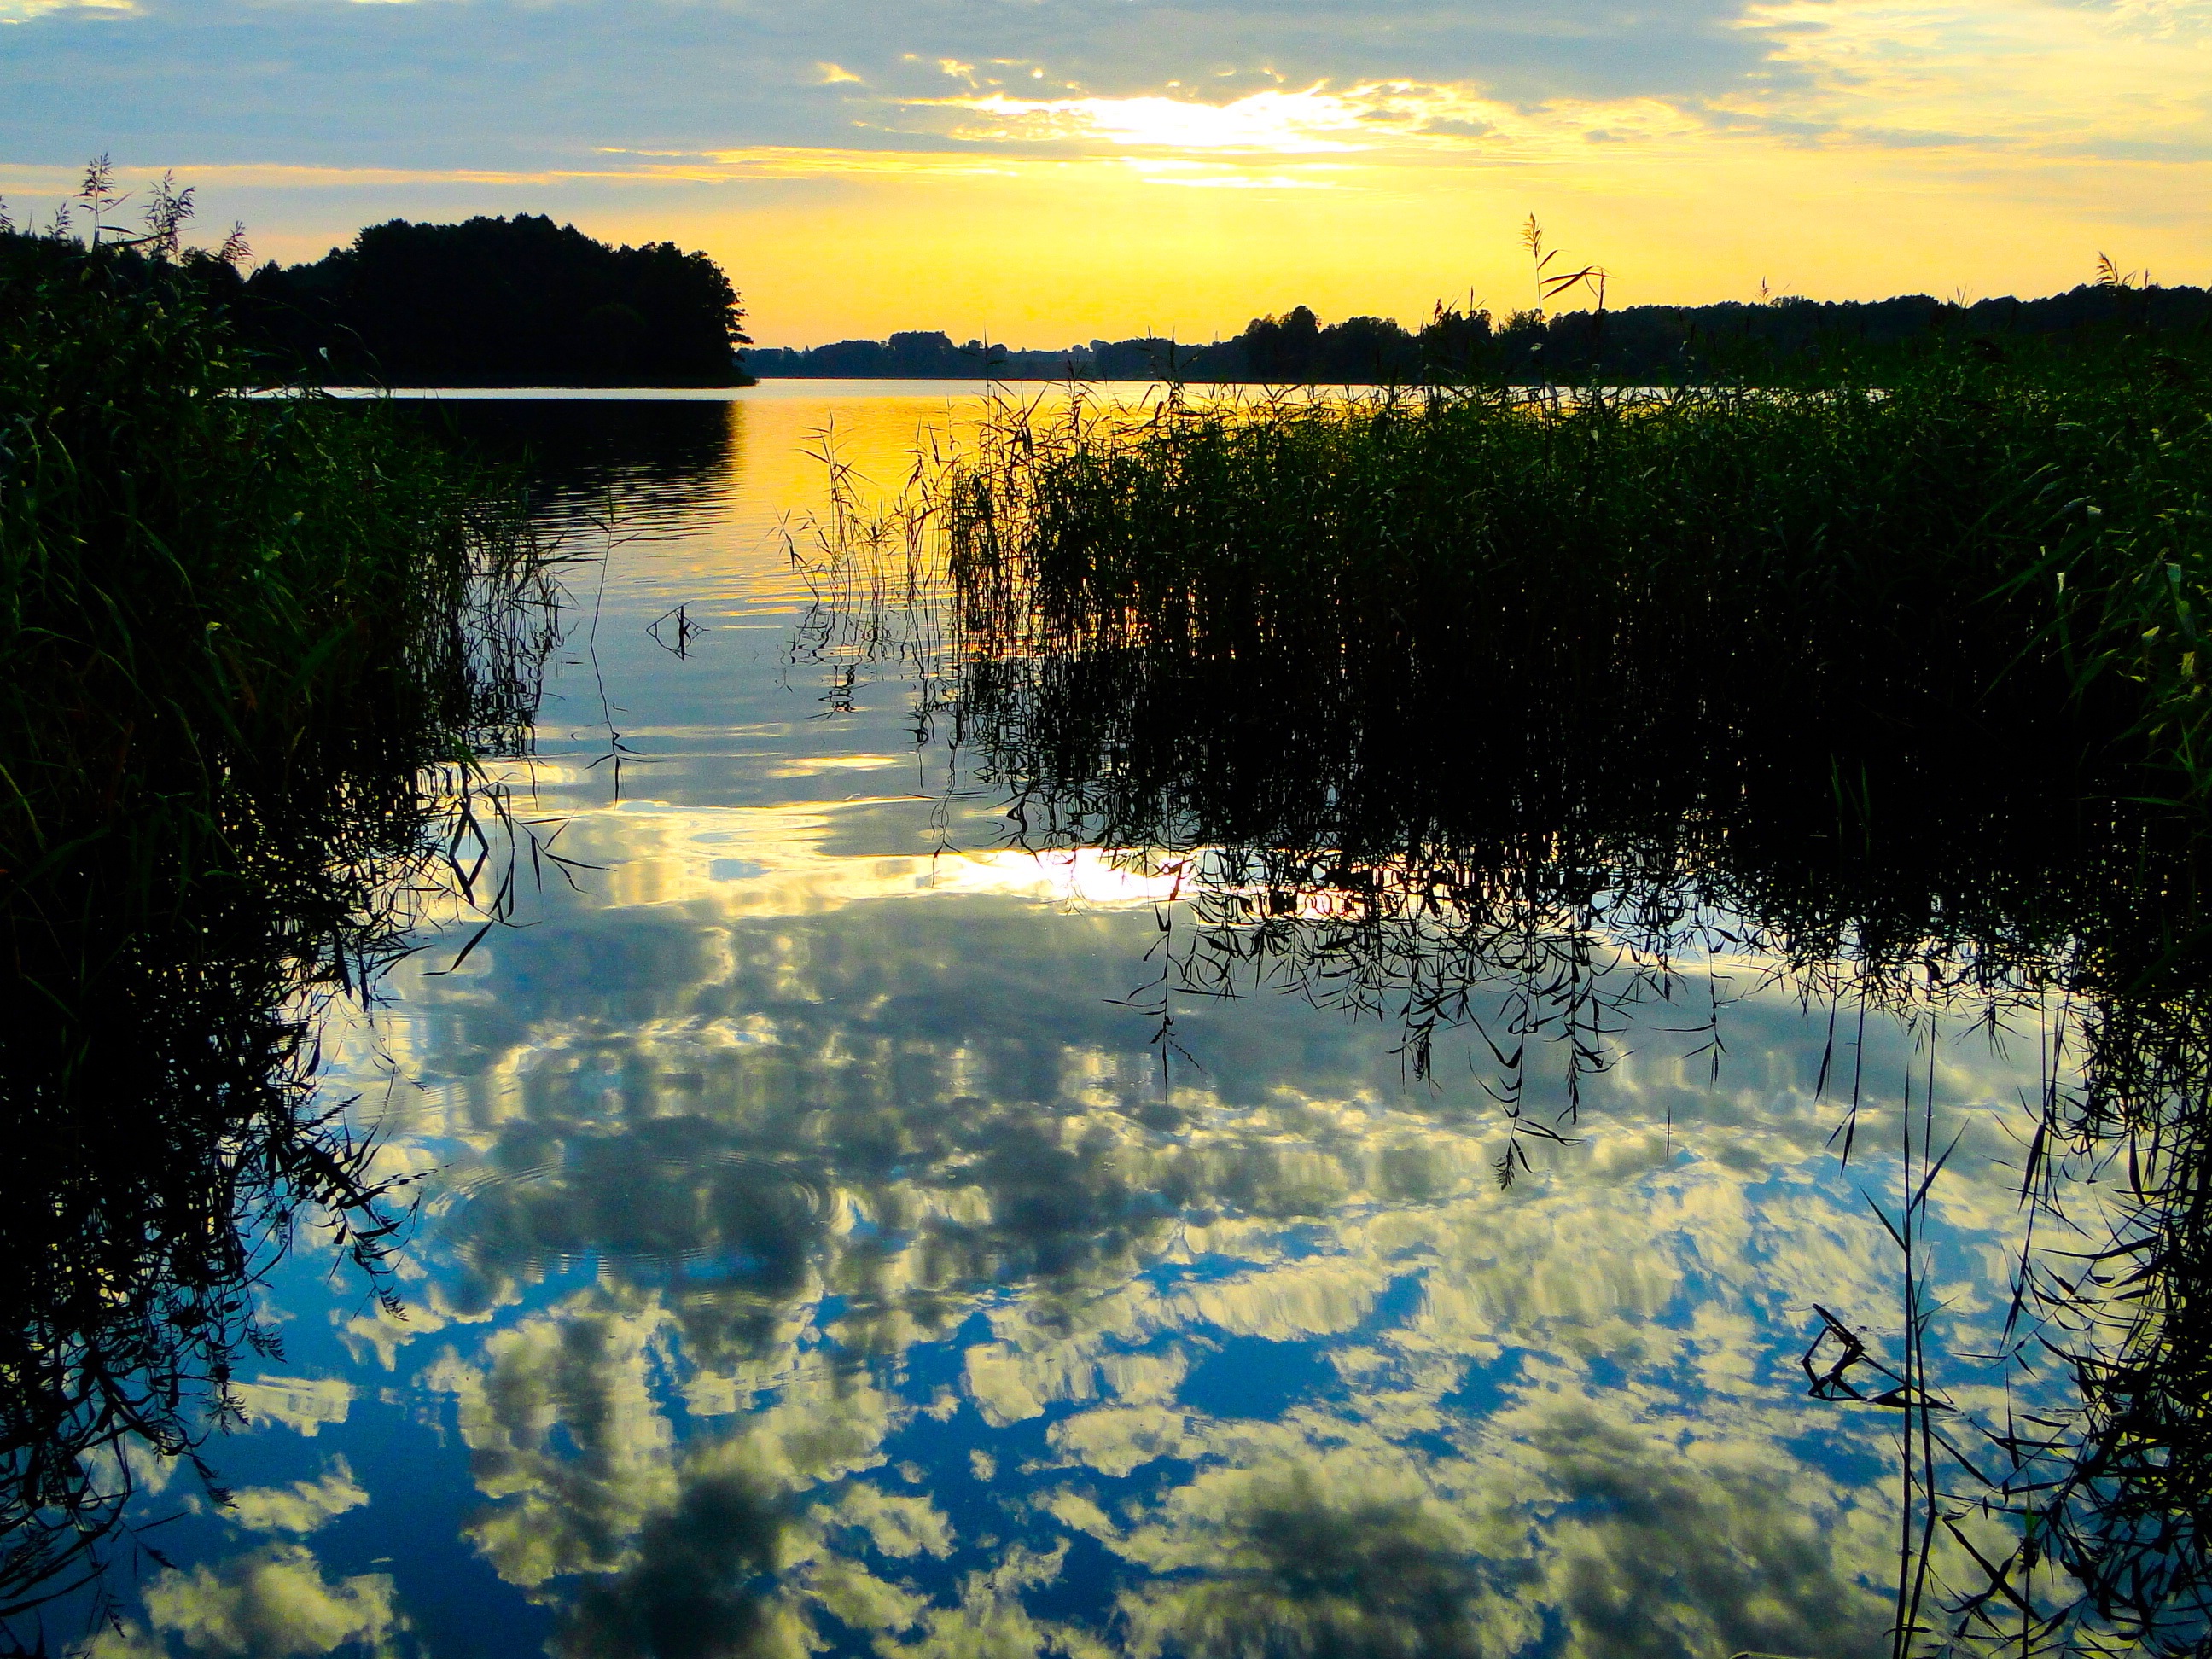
[
  {"x1": 0, "y1": 224, "x2": 549, "y2": 920},
  {"x1": 0, "y1": 216, "x2": 556, "y2": 1621},
  {"x1": 943, "y1": 353, "x2": 2212, "y2": 831}
]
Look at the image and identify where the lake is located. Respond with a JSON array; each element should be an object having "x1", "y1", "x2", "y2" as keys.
[{"x1": 24, "y1": 387, "x2": 2170, "y2": 1658}]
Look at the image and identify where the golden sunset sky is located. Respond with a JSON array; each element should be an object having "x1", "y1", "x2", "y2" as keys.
[{"x1": 3, "y1": 0, "x2": 2207, "y2": 344}]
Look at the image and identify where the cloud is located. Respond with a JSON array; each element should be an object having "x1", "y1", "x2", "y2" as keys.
[
  {"x1": 5, "y1": 0, "x2": 2205, "y2": 241},
  {"x1": 227, "y1": 1376, "x2": 354, "y2": 1438},
  {"x1": 308, "y1": 821, "x2": 2103, "y2": 1652},
  {"x1": 824, "y1": 1484, "x2": 955, "y2": 1559},
  {"x1": 0, "y1": 0, "x2": 132, "y2": 21},
  {"x1": 1730, "y1": 0, "x2": 2212, "y2": 160},
  {"x1": 95, "y1": 1545, "x2": 407, "y2": 1659},
  {"x1": 0, "y1": 0, "x2": 1790, "y2": 169},
  {"x1": 920, "y1": 90, "x2": 1377, "y2": 153},
  {"x1": 224, "y1": 1458, "x2": 371, "y2": 1535},
  {"x1": 1118, "y1": 1467, "x2": 1500, "y2": 1659},
  {"x1": 555, "y1": 1469, "x2": 789, "y2": 1659},
  {"x1": 2077, "y1": 0, "x2": 2212, "y2": 38}
]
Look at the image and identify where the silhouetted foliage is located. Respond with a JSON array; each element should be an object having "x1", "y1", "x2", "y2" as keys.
[
  {"x1": 747, "y1": 282, "x2": 2212, "y2": 384},
  {"x1": 239, "y1": 214, "x2": 752, "y2": 387},
  {"x1": 0, "y1": 217, "x2": 555, "y2": 1626},
  {"x1": 747, "y1": 309, "x2": 1438, "y2": 383}
]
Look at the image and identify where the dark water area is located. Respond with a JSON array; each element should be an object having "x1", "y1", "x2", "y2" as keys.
[
  {"x1": 387, "y1": 399, "x2": 741, "y2": 533},
  {"x1": 10, "y1": 388, "x2": 2211, "y2": 1658}
]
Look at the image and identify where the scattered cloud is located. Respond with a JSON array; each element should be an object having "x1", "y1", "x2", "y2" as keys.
[
  {"x1": 228, "y1": 1376, "x2": 353, "y2": 1438},
  {"x1": 0, "y1": 0, "x2": 1796, "y2": 167},
  {"x1": 3, "y1": 0, "x2": 2205, "y2": 192},
  {"x1": 0, "y1": 0, "x2": 133, "y2": 22},
  {"x1": 2093, "y1": 0, "x2": 2212, "y2": 39},
  {"x1": 92, "y1": 1546, "x2": 407, "y2": 1659},
  {"x1": 921, "y1": 89, "x2": 1376, "y2": 153},
  {"x1": 282, "y1": 762, "x2": 2100, "y2": 1651},
  {"x1": 1730, "y1": 0, "x2": 2212, "y2": 159},
  {"x1": 225, "y1": 1459, "x2": 371, "y2": 1536}
]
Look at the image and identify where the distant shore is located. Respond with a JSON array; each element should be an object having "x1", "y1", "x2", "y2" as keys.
[{"x1": 746, "y1": 281, "x2": 2212, "y2": 385}]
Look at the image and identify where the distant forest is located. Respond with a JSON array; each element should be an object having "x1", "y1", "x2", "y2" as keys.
[
  {"x1": 226, "y1": 215, "x2": 751, "y2": 387},
  {"x1": 748, "y1": 285, "x2": 2212, "y2": 384}
]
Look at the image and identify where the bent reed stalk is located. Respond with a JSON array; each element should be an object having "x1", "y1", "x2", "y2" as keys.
[{"x1": 0, "y1": 223, "x2": 558, "y2": 1623}]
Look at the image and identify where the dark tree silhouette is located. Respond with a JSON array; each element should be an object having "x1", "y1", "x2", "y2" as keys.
[{"x1": 241, "y1": 215, "x2": 752, "y2": 387}]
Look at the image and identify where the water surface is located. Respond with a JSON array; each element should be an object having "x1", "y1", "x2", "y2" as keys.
[{"x1": 34, "y1": 387, "x2": 2137, "y2": 1659}]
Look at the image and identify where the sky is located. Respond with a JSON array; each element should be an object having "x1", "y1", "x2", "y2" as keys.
[{"x1": 3, "y1": 0, "x2": 2209, "y2": 345}]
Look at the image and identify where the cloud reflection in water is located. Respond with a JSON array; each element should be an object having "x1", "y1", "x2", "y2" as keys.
[
  {"x1": 67, "y1": 395, "x2": 2102, "y2": 1658},
  {"x1": 310, "y1": 824, "x2": 2042, "y2": 1657}
]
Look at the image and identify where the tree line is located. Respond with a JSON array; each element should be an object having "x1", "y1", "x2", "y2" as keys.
[{"x1": 748, "y1": 284, "x2": 2212, "y2": 385}]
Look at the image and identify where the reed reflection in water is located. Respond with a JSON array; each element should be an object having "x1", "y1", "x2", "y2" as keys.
[{"x1": 0, "y1": 456, "x2": 558, "y2": 1642}]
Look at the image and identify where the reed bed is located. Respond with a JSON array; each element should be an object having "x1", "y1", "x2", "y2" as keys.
[
  {"x1": 946, "y1": 357, "x2": 2212, "y2": 820},
  {"x1": 915, "y1": 363, "x2": 2210, "y2": 1011},
  {"x1": 0, "y1": 224, "x2": 557, "y2": 1620},
  {"x1": 0, "y1": 227, "x2": 550, "y2": 938}
]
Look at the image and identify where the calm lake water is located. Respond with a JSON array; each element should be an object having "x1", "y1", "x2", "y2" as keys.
[{"x1": 38, "y1": 387, "x2": 2134, "y2": 1658}]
